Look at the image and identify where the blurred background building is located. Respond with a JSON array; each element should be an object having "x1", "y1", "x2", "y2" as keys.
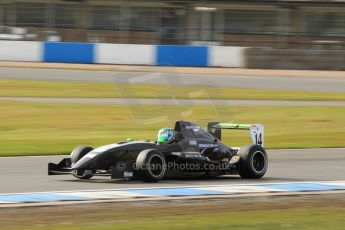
[{"x1": 0, "y1": 0, "x2": 344, "y2": 49}]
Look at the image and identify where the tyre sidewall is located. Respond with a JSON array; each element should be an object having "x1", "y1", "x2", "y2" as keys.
[
  {"x1": 136, "y1": 149, "x2": 166, "y2": 182},
  {"x1": 70, "y1": 146, "x2": 94, "y2": 165},
  {"x1": 238, "y1": 144, "x2": 268, "y2": 178}
]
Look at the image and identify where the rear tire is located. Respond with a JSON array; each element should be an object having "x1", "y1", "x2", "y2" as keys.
[
  {"x1": 135, "y1": 149, "x2": 166, "y2": 182},
  {"x1": 238, "y1": 144, "x2": 268, "y2": 179},
  {"x1": 70, "y1": 146, "x2": 94, "y2": 179}
]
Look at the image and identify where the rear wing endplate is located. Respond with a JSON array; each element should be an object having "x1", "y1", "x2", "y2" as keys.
[{"x1": 207, "y1": 122, "x2": 264, "y2": 147}]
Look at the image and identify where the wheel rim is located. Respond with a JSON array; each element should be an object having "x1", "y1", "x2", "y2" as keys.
[
  {"x1": 148, "y1": 155, "x2": 164, "y2": 177},
  {"x1": 251, "y1": 151, "x2": 266, "y2": 173}
]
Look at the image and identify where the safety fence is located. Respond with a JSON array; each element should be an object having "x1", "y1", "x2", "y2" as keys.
[{"x1": 0, "y1": 2, "x2": 344, "y2": 48}]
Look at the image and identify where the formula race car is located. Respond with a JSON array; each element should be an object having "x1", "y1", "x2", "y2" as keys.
[{"x1": 48, "y1": 120, "x2": 268, "y2": 182}]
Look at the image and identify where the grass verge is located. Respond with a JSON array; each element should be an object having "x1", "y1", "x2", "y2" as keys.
[
  {"x1": 1, "y1": 79, "x2": 345, "y2": 101},
  {"x1": 0, "y1": 101, "x2": 344, "y2": 156},
  {"x1": 1, "y1": 194, "x2": 345, "y2": 230}
]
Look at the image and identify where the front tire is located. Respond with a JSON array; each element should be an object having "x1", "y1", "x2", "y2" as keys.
[
  {"x1": 135, "y1": 149, "x2": 166, "y2": 182},
  {"x1": 70, "y1": 146, "x2": 94, "y2": 179},
  {"x1": 238, "y1": 144, "x2": 268, "y2": 179}
]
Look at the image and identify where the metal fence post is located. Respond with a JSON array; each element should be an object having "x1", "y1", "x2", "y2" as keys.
[
  {"x1": 119, "y1": 5, "x2": 130, "y2": 44},
  {"x1": 7, "y1": 2, "x2": 15, "y2": 27},
  {"x1": 45, "y1": 2, "x2": 55, "y2": 28},
  {"x1": 186, "y1": 6, "x2": 197, "y2": 44},
  {"x1": 0, "y1": 3, "x2": 3, "y2": 30},
  {"x1": 278, "y1": 5, "x2": 291, "y2": 48},
  {"x1": 214, "y1": 9, "x2": 224, "y2": 45},
  {"x1": 200, "y1": 11, "x2": 210, "y2": 42}
]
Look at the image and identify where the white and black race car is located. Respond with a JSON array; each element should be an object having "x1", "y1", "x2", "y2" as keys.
[{"x1": 48, "y1": 120, "x2": 268, "y2": 182}]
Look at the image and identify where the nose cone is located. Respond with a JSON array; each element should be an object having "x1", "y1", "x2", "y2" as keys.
[
  {"x1": 72, "y1": 143, "x2": 122, "y2": 169},
  {"x1": 72, "y1": 151, "x2": 100, "y2": 169}
]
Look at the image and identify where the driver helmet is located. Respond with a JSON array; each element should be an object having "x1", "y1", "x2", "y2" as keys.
[{"x1": 157, "y1": 128, "x2": 175, "y2": 144}]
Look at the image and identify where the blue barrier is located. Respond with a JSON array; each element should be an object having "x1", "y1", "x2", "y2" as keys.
[
  {"x1": 43, "y1": 42, "x2": 95, "y2": 64},
  {"x1": 156, "y1": 45, "x2": 208, "y2": 67}
]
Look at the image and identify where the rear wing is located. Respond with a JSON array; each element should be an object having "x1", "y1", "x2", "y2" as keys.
[{"x1": 207, "y1": 122, "x2": 264, "y2": 147}]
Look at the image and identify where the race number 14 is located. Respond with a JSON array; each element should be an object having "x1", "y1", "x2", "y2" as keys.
[{"x1": 255, "y1": 133, "x2": 263, "y2": 146}]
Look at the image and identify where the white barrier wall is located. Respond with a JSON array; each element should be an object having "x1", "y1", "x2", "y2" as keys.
[
  {"x1": 95, "y1": 44, "x2": 155, "y2": 65},
  {"x1": 0, "y1": 41, "x2": 42, "y2": 62},
  {"x1": 209, "y1": 46, "x2": 245, "y2": 67}
]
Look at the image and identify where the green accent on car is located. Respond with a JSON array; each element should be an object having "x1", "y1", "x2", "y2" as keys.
[
  {"x1": 126, "y1": 138, "x2": 134, "y2": 142},
  {"x1": 214, "y1": 123, "x2": 252, "y2": 130}
]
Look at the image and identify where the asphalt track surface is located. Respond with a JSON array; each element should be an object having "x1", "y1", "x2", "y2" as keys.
[
  {"x1": 1, "y1": 67, "x2": 345, "y2": 92},
  {"x1": 0, "y1": 148, "x2": 344, "y2": 194},
  {"x1": 1, "y1": 67, "x2": 344, "y2": 195},
  {"x1": 1, "y1": 97, "x2": 345, "y2": 106}
]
